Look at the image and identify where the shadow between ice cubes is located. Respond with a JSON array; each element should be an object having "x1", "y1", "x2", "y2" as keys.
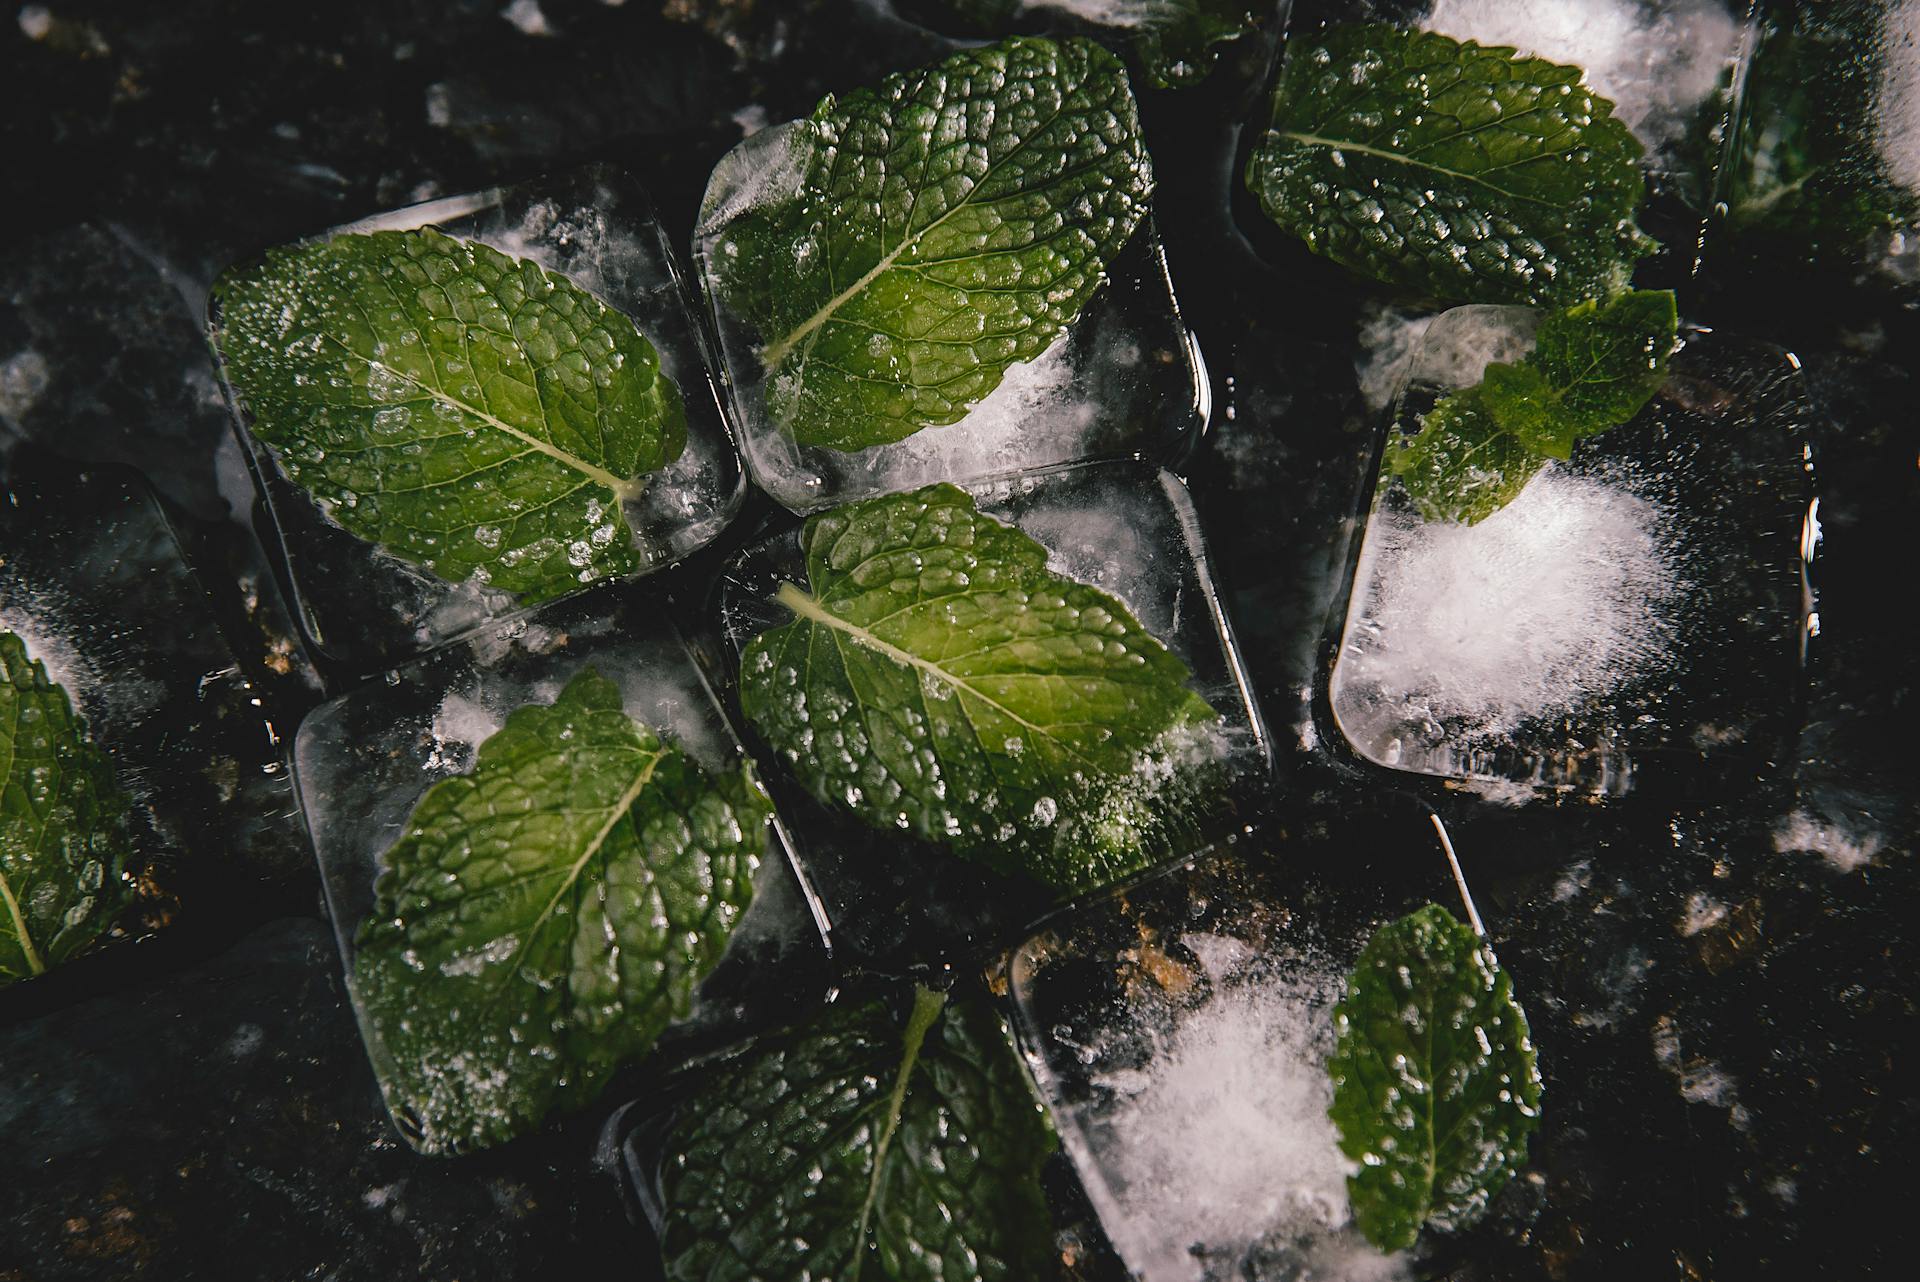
[
  {"x1": 291, "y1": 583, "x2": 830, "y2": 1153},
  {"x1": 1321, "y1": 306, "x2": 1816, "y2": 801},
  {"x1": 714, "y1": 458, "x2": 1271, "y2": 970},
  {"x1": 210, "y1": 164, "x2": 748, "y2": 684}
]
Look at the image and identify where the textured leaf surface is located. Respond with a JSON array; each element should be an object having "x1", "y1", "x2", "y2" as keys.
[
  {"x1": 1, "y1": 630, "x2": 131, "y2": 987},
  {"x1": 1390, "y1": 290, "x2": 1676, "y2": 523},
  {"x1": 1247, "y1": 23, "x2": 1650, "y2": 304},
  {"x1": 705, "y1": 36, "x2": 1151, "y2": 450},
  {"x1": 352, "y1": 668, "x2": 769, "y2": 1153},
  {"x1": 1328, "y1": 904, "x2": 1542, "y2": 1252},
  {"x1": 738, "y1": 483, "x2": 1218, "y2": 894},
  {"x1": 215, "y1": 227, "x2": 687, "y2": 601},
  {"x1": 659, "y1": 987, "x2": 1056, "y2": 1282}
]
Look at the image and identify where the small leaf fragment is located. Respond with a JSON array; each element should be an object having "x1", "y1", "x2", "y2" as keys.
[
  {"x1": 352, "y1": 667, "x2": 769, "y2": 1153},
  {"x1": 1328, "y1": 904, "x2": 1542, "y2": 1252},
  {"x1": 659, "y1": 986, "x2": 1056, "y2": 1282},
  {"x1": 738, "y1": 483, "x2": 1219, "y2": 894},
  {"x1": 1, "y1": 630, "x2": 132, "y2": 987},
  {"x1": 214, "y1": 227, "x2": 687, "y2": 602},
  {"x1": 1247, "y1": 23, "x2": 1651, "y2": 304},
  {"x1": 702, "y1": 36, "x2": 1152, "y2": 451}
]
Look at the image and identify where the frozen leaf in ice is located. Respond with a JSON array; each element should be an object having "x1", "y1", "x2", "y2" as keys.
[
  {"x1": 1328, "y1": 904, "x2": 1542, "y2": 1252},
  {"x1": 906, "y1": 1, "x2": 1260, "y2": 90},
  {"x1": 738, "y1": 483, "x2": 1218, "y2": 894},
  {"x1": 1390, "y1": 290, "x2": 1676, "y2": 523},
  {"x1": 1246, "y1": 24, "x2": 1651, "y2": 304},
  {"x1": 659, "y1": 986, "x2": 1056, "y2": 1282},
  {"x1": 704, "y1": 36, "x2": 1151, "y2": 451},
  {"x1": 213, "y1": 228, "x2": 687, "y2": 602},
  {"x1": 352, "y1": 667, "x2": 769, "y2": 1153},
  {"x1": 1, "y1": 630, "x2": 132, "y2": 987}
]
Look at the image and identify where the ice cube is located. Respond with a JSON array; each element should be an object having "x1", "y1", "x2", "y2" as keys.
[
  {"x1": 694, "y1": 115, "x2": 1206, "y2": 512},
  {"x1": 1327, "y1": 307, "x2": 1814, "y2": 797},
  {"x1": 217, "y1": 164, "x2": 745, "y2": 680}
]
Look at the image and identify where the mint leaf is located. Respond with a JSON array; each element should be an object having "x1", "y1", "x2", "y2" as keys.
[
  {"x1": 352, "y1": 667, "x2": 769, "y2": 1153},
  {"x1": 1, "y1": 630, "x2": 131, "y2": 986},
  {"x1": 1126, "y1": 0, "x2": 1263, "y2": 89},
  {"x1": 659, "y1": 987, "x2": 1056, "y2": 1282},
  {"x1": 1246, "y1": 23, "x2": 1651, "y2": 304},
  {"x1": 1390, "y1": 289, "x2": 1676, "y2": 523},
  {"x1": 1328, "y1": 904, "x2": 1542, "y2": 1253},
  {"x1": 703, "y1": 36, "x2": 1152, "y2": 451},
  {"x1": 213, "y1": 227, "x2": 687, "y2": 603},
  {"x1": 738, "y1": 483, "x2": 1218, "y2": 894}
]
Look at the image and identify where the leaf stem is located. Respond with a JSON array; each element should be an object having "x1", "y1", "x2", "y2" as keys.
[
  {"x1": 851, "y1": 985, "x2": 947, "y2": 1277},
  {"x1": 0, "y1": 870, "x2": 47, "y2": 975},
  {"x1": 1430, "y1": 813, "x2": 1486, "y2": 939}
]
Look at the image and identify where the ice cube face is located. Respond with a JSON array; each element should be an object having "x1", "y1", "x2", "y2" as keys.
[
  {"x1": 291, "y1": 585, "x2": 826, "y2": 1145},
  {"x1": 716, "y1": 459, "x2": 1271, "y2": 966},
  {"x1": 0, "y1": 451, "x2": 294, "y2": 910},
  {"x1": 694, "y1": 122, "x2": 1208, "y2": 514},
  {"x1": 1327, "y1": 306, "x2": 1816, "y2": 797},
  {"x1": 1005, "y1": 816, "x2": 1452, "y2": 1282},
  {"x1": 215, "y1": 165, "x2": 747, "y2": 681}
]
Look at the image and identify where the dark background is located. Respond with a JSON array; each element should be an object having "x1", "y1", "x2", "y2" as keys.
[{"x1": 2, "y1": 1, "x2": 1915, "y2": 1278}]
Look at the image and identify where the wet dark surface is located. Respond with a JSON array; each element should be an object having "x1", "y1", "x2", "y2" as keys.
[{"x1": 2, "y1": 1, "x2": 1914, "y2": 1279}]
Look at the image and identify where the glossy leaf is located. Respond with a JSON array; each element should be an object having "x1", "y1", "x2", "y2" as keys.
[
  {"x1": 659, "y1": 987, "x2": 1056, "y2": 1282},
  {"x1": 1, "y1": 630, "x2": 131, "y2": 987},
  {"x1": 1247, "y1": 23, "x2": 1650, "y2": 304},
  {"x1": 1390, "y1": 290, "x2": 1676, "y2": 523},
  {"x1": 703, "y1": 36, "x2": 1152, "y2": 451},
  {"x1": 738, "y1": 483, "x2": 1218, "y2": 893},
  {"x1": 214, "y1": 227, "x2": 687, "y2": 602},
  {"x1": 352, "y1": 667, "x2": 769, "y2": 1153},
  {"x1": 1328, "y1": 904, "x2": 1542, "y2": 1252}
]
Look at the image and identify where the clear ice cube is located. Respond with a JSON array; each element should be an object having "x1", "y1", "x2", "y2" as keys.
[
  {"x1": 292, "y1": 583, "x2": 827, "y2": 1148},
  {"x1": 694, "y1": 121, "x2": 1208, "y2": 513},
  {"x1": 1326, "y1": 306, "x2": 1816, "y2": 797},
  {"x1": 214, "y1": 164, "x2": 747, "y2": 681},
  {"x1": 715, "y1": 459, "x2": 1270, "y2": 966}
]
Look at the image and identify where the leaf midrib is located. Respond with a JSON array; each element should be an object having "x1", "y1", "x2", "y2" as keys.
[
  {"x1": 774, "y1": 581, "x2": 1109, "y2": 774},
  {"x1": 1275, "y1": 131, "x2": 1566, "y2": 208},
  {"x1": 318, "y1": 334, "x2": 645, "y2": 504},
  {"x1": 850, "y1": 986, "x2": 947, "y2": 1280}
]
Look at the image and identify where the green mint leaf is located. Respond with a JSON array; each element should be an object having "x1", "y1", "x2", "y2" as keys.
[
  {"x1": 214, "y1": 227, "x2": 688, "y2": 603},
  {"x1": 659, "y1": 986, "x2": 1056, "y2": 1282},
  {"x1": 1390, "y1": 289, "x2": 1676, "y2": 523},
  {"x1": 1387, "y1": 385, "x2": 1547, "y2": 525},
  {"x1": 1328, "y1": 904, "x2": 1542, "y2": 1253},
  {"x1": 352, "y1": 667, "x2": 770, "y2": 1153},
  {"x1": 705, "y1": 36, "x2": 1152, "y2": 451},
  {"x1": 738, "y1": 483, "x2": 1218, "y2": 894},
  {"x1": 1127, "y1": 1, "x2": 1263, "y2": 90},
  {"x1": 1, "y1": 630, "x2": 131, "y2": 987},
  {"x1": 1246, "y1": 23, "x2": 1651, "y2": 304}
]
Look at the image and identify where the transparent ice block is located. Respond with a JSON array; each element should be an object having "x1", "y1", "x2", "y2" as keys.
[
  {"x1": 0, "y1": 448, "x2": 296, "y2": 940},
  {"x1": 1326, "y1": 305, "x2": 1816, "y2": 798},
  {"x1": 1005, "y1": 805, "x2": 1482, "y2": 1281},
  {"x1": 716, "y1": 458, "x2": 1271, "y2": 966},
  {"x1": 292, "y1": 584, "x2": 827, "y2": 1150},
  {"x1": 694, "y1": 121, "x2": 1209, "y2": 513},
  {"x1": 213, "y1": 164, "x2": 747, "y2": 682}
]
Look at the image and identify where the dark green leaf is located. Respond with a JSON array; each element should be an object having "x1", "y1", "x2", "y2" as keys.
[
  {"x1": 1127, "y1": 1, "x2": 1263, "y2": 90},
  {"x1": 1389, "y1": 290, "x2": 1676, "y2": 522},
  {"x1": 214, "y1": 228, "x2": 687, "y2": 602},
  {"x1": 352, "y1": 667, "x2": 770, "y2": 1153},
  {"x1": 738, "y1": 483, "x2": 1218, "y2": 894},
  {"x1": 1, "y1": 630, "x2": 132, "y2": 987},
  {"x1": 659, "y1": 987, "x2": 1056, "y2": 1282},
  {"x1": 1246, "y1": 23, "x2": 1650, "y2": 304},
  {"x1": 703, "y1": 37, "x2": 1152, "y2": 451},
  {"x1": 1328, "y1": 904, "x2": 1542, "y2": 1252}
]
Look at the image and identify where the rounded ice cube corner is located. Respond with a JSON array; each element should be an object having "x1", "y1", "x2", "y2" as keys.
[
  {"x1": 289, "y1": 585, "x2": 828, "y2": 1156},
  {"x1": 708, "y1": 457, "x2": 1274, "y2": 969},
  {"x1": 693, "y1": 110, "x2": 1209, "y2": 514},
  {"x1": 206, "y1": 164, "x2": 748, "y2": 682},
  {"x1": 1316, "y1": 305, "x2": 1818, "y2": 803}
]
